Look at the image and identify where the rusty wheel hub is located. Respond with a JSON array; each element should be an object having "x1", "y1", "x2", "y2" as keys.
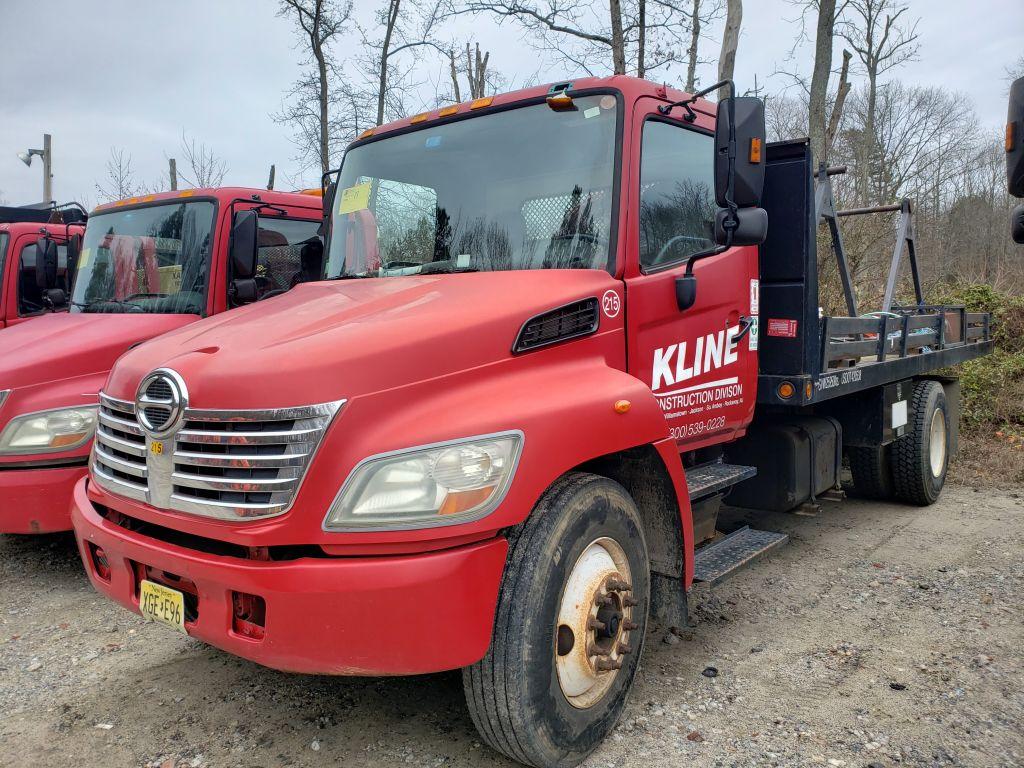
[{"x1": 554, "y1": 538, "x2": 635, "y2": 709}]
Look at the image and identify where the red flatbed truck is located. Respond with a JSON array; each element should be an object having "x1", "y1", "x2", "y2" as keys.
[
  {"x1": 0, "y1": 187, "x2": 323, "y2": 534},
  {"x1": 73, "y1": 77, "x2": 997, "y2": 767},
  {"x1": 0, "y1": 203, "x2": 87, "y2": 328}
]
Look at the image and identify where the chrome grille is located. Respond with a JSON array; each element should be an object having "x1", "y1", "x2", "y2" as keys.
[{"x1": 91, "y1": 393, "x2": 344, "y2": 521}]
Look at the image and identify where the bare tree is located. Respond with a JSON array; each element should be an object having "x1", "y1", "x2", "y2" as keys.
[
  {"x1": 717, "y1": 0, "x2": 741, "y2": 97},
  {"x1": 176, "y1": 132, "x2": 228, "y2": 189},
  {"x1": 838, "y1": 0, "x2": 919, "y2": 202},
  {"x1": 448, "y1": 42, "x2": 492, "y2": 100},
  {"x1": 684, "y1": 0, "x2": 701, "y2": 91},
  {"x1": 458, "y1": 1, "x2": 690, "y2": 78},
  {"x1": 95, "y1": 147, "x2": 139, "y2": 202},
  {"x1": 275, "y1": 0, "x2": 353, "y2": 175},
  {"x1": 806, "y1": 0, "x2": 840, "y2": 163}
]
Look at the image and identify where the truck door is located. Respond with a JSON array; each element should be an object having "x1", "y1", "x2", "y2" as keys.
[{"x1": 624, "y1": 104, "x2": 759, "y2": 448}]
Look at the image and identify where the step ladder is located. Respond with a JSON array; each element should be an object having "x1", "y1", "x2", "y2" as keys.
[
  {"x1": 693, "y1": 526, "x2": 789, "y2": 585},
  {"x1": 686, "y1": 462, "x2": 757, "y2": 501}
]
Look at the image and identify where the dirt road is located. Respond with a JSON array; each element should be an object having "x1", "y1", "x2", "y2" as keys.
[{"x1": 1, "y1": 484, "x2": 1022, "y2": 768}]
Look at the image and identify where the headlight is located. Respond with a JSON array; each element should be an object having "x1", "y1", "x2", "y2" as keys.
[
  {"x1": 324, "y1": 432, "x2": 523, "y2": 530},
  {"x1": 0, "y1": 406, "x2": 98, "y2": 455}
]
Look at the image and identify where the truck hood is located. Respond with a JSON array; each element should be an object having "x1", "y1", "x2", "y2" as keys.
[
  {"x1": 0, "y1": 312, "x2": 198, "y2": 392},
  {"x1": 106, "y1": 271, "x2": 621, "y2": 408}
]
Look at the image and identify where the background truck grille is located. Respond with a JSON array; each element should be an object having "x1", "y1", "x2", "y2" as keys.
[{"x1": 92, "y1": 393, "x2": 343, "y2": 521}]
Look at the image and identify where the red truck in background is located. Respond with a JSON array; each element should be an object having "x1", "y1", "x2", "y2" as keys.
[
  {"x1": 72, "y1": 77, "x2": 997, "y2": 767},
  {"x1": 0, "y1": 202, "x2": 87, "y2": 328},
  {"x1": 0, "y1": 187, "x2": 323, "y2": 534}
]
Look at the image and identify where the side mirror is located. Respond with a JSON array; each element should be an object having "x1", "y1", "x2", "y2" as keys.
[
  {"x1": 715, "y1": 207, "x2": 768, "y2": 246},
  {"x1": 1008, "y1": 76, "x2": 1024, "y2": 198},
  {"x1": 714, "y1": 96, "x2": 766, "y2": 208},
  {"x1": 43, "y1": 288, "x2": 67, "y2": 309},
  {"x1": 1012, "y1": 203, "x2": 1024, "y2": 245},
  {"x1": 675, "y1": 274, "x2": 698, "y2": 311},
  {"x1": 34, "y1": 237, "x2": 59, "y2": 290},
  {"x1": 320, "y1": 181, "x2": 337, "y2": 238},
  {"x1": 229, "y1": 210, "x2": 260, "y2": 280},
  {"x1": 66, "y1": 233, "x2": 82, "y2": 292},
  {"x1": 228, "y1": 278, "x2": 258, "y2": 305}
]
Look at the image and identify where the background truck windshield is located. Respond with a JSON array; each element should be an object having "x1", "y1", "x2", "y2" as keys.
[
  {"x1": 71, "y1": 201, "x2": 215, "y2": 314},
  {"x1": 326, "y1": 94, "x2": 619, "y2": 278}
]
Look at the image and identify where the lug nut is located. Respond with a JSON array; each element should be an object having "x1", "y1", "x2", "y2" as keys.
[
  {"x1": 607, "y1": 578, "x2": 632, "y2": 592},
  {"x1": 595, "y1": 658, "x2": 623, "y2": 671},
  {"x1": 618, "y1": 643, "x2": 633, "y2": 655},
  {"x1": 594, "y1": 595, "x2": 613, "y2": 607},
  {"x1": 587, "y1": 618, "x2": 606, "y2": 631},
  {"x1": 622, "y1": 597, "x2": 638, "y2": 608},
  {"x1": 622, "y1": 620, "x2": 638, "y2": 631}
]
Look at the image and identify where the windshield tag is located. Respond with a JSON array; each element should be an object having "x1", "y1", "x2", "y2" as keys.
[
  {"x1": 583, "y1": 106, "x2": 601, "y2": 119},
  {"x1": 338, "y1": 182, "x2": 372, "y2": 214},
  {"x1": 456, "y1": 254, "x2": 471, "y2": 268},
  {"x1": 78, "y1": 247, "x2": 91, "y2": 269}
]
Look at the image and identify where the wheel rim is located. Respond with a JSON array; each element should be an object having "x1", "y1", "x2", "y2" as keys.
[
  {"x1": 929, "y1": 407, "x2": 947, "y2": 478},
  {"x1": 554, "y1": 537, "x2": 635, "y2": 709}
]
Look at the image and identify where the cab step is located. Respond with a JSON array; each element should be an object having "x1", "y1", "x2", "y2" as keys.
[
  {"x1": 687, "y1": 462, "x2": 757, "y2": 501},
  {"x1": 692, "y1": 525, "x2": 789, "y2": 585}
]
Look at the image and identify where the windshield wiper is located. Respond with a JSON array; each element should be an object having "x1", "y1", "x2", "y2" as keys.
[
  {"x1": 328, "y1": 272, "x2": 377, "y2": 280},
  {"x1": 72, "y1": 298, "x2": 141, "y2": 313}
]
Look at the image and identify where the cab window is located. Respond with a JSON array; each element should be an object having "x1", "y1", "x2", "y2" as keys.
[
  {"x1": 253, "y1": 217, "x2": 324, "y2": 300},
  {"x1": 18, "y1": 241, "x2": 69, "y2": 316},
  {"x1": 639, "y1": 121, "x2": 716, "y2": 270}
]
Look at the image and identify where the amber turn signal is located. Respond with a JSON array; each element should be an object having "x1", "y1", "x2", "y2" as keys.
[
  {"x1": 777, "y1": 382, "x2": 795, "y2": 400},
  {"x1": 749, "y1": 137, "x2": 763, "y2": 163},
  {"x1": 613, "y1": 400, "x2": 632, "y2": 414}
]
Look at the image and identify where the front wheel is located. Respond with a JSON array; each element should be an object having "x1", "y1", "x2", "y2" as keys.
[{"x1": 463, "y1": 473, "x2": 650, "y2": 768}]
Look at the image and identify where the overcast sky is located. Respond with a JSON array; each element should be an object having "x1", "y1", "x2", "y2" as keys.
[{"x1": 0, "y1": 0, "x2": 1020, "y2": 207}]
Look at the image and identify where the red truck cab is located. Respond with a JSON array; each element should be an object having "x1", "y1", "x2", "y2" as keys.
[
  {"x1": 0, "y1": 187, "x2": 323, "y2": 534},
  {"x1": 72, "y1": 78, "x2": 993, "y2": 767},
  {"x1": 0, "y1": 217, "x2": 85, "y2": 328}
]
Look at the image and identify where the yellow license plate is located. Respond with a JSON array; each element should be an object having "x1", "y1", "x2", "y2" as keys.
[{"x1": 139, "y1": 579, "x2": 187, "y2": 633}]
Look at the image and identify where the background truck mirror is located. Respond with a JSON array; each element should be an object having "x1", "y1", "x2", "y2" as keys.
[
  {"x1": 715, "y1": 206, "x2": 768, "y2": 246},
  {"x1": 229, "y1": 210, "x2": 260, "y2": 279},
  {"x1": 1012, "y1": 203, "x2": 1024, "y2": 244},
  {"x1": 714, "y1": 96, "x2": 766, "y2": 209},
  {"x1": 65, "y1": 232, "x2": 82, "y2": 292},
  {"x1": 34, "y1": 237, "x2": 59, "y2": 290},
  {"x1": 1008, "y1": 76, "x2": 1024, "y2": 198}
]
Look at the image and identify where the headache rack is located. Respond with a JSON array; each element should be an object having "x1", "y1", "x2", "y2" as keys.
[{"x1": 756, "y1": 140, "x2": 993, "y2": 406}]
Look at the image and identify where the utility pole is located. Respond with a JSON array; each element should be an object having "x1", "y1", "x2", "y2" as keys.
[
  {"x1": 267, "y1": 164, "x2": 276, "y2": 191},
  {"x1": 42, "y1": 134, "x2": 52, "y2": 203},
  {"x1": 168, "y1": 158, "x2": 178, "y2": 191}
]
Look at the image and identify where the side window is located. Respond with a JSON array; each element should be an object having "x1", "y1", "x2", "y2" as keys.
[
  {"x1": 253, "y1": 217, "x2": 323, "y2": 301},
  {"x1": 18, "y1": 242, "x2": 69, "y2": 315},
  {"x1": 639, "y1": 121, "x2": 716, "y2": 270}
]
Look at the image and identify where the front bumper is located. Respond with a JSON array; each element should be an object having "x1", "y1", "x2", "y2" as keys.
[
  {"x1": 71, "y1": 478, "x2": 508, "y2": 675},
  {"x1": 0, "y1": 463, "x2": 86, "y2": 534}
]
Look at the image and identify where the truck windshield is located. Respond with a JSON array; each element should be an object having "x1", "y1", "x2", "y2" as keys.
[
  {"x1": 71, "y1": 201, "x2": 215, "y2": 314},
  {"x1": 326, "y1": 94, "x2": 619, "y2": 278}
]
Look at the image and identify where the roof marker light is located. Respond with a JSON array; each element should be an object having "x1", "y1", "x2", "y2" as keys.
[
  {"x1": 359, "y1": 128, "x2": 375, "y2": 139},
  {"x1": 410, "y1": 112, "x2": 429, "y2": 124},
  {"x1": 438, "y1": 105, "x2": 459, "y2": 117},
  {"x1": 470, "y1": 97, "x2": 493, "y2": 110}
]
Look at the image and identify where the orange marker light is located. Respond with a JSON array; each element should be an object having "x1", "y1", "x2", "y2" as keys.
[
  {"x1": 178, "y1": 190, "x2": 195, "y2": 197},
  {"x1": 805, "y1": 382, "x2": 813, "y2": 400},
  {"x1": 470, "y1": 97, "x2": 493, "y2": 110},
  {"x1": 777, "y1": 381, "x2": 795, "y2": 400},
  {"x1": 546, "y1": 92, "x2": 575, "y2": 111},
  {"x1": 749, "y1": 137, "x2": 763, "y2": 163},
  {"x1": 410, "y1": 112, "x2": 429, "y2": 124},
  {"x1": 1007, "y1": 121, "x2": 1017, "y2": 153},
  {"x1": 613, "y1": 399, "x2": 632, "y2": 414},
  {"x1": 438, "y1": 105, "x2": 459, "y2": 117},
  {"x1": 359, "y1": 128, "x2": 375, "y2": 139}
]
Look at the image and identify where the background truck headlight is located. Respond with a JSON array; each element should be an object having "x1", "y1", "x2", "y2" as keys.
[
  {"x1": 0, "y1": 406, "x2": 98, "y2": 455},
  {"x1": 324, "y1": 431, "x2": 523, "y2": 530}
]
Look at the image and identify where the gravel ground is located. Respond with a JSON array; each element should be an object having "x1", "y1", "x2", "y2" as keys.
[{"x1": 1, "y1": 484, "x2": 1022, "y2": 768}]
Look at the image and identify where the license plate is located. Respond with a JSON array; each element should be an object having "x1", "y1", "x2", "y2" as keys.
[{"x1": 139, "y1": 579, "x2": 187, "y2": 633}]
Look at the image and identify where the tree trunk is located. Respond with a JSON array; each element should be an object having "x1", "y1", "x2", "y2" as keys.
[
  {"x1": 449, "y1": 49, "x2": 461, "y2": 102},
  {"x1": 718, "y1": 0, "x2": 742, "y2": 99},
  {"x1": 377, "y1": 0, "x2": 400, "y2": 126},
  {"x1": 825, "y1": 49, "x2": 852, "y2": 160},
  {"x1": 808, "y1": 0, "x2": 837, "y2": 166},
  {"x1": 308, "y1": 0, "x2": 331, "y2": 174},
  {"x1": 637, "y1": 0, "x2": 646, "y2": 78},
  {"x1": 609, "y1": 0, "x2": 626, "y2": 75},
  {"x1": 685, "y1": 0, "x2": 701, "y2": 92}
]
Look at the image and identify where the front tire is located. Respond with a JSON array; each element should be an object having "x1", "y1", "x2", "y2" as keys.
[
  {"x1": 891, "y1": 380, "x2": 949, "y2": 505},
  {"x1": 463, "y1": 473, "x2": 650, "y2": 768}
]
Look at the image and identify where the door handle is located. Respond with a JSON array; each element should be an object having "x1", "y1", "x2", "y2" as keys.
[{"x1": 733, "y1": 315, "x2": 755, "y2": 342}]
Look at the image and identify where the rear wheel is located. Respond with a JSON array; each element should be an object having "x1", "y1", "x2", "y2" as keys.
[
  {"x1": 463, "y1": 473, "x2": 650, "y2": 768},
  {"x1": 847, "y1": 445, "x2": 894, "y2": 499},
  {"x1": 891, "y1": 380, "x2": 949, "y2": 505}
]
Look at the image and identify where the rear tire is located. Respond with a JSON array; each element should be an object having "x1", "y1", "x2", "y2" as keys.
[
  {"x1": 463, "y1": 473, "x2": 650, "y2": 768},
  {"x1": 847, "y1": 445, "x2": 894, "y2": 500},
  {"x1": 891, "y1": 380, "x2": 949, "y2": 506}
]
